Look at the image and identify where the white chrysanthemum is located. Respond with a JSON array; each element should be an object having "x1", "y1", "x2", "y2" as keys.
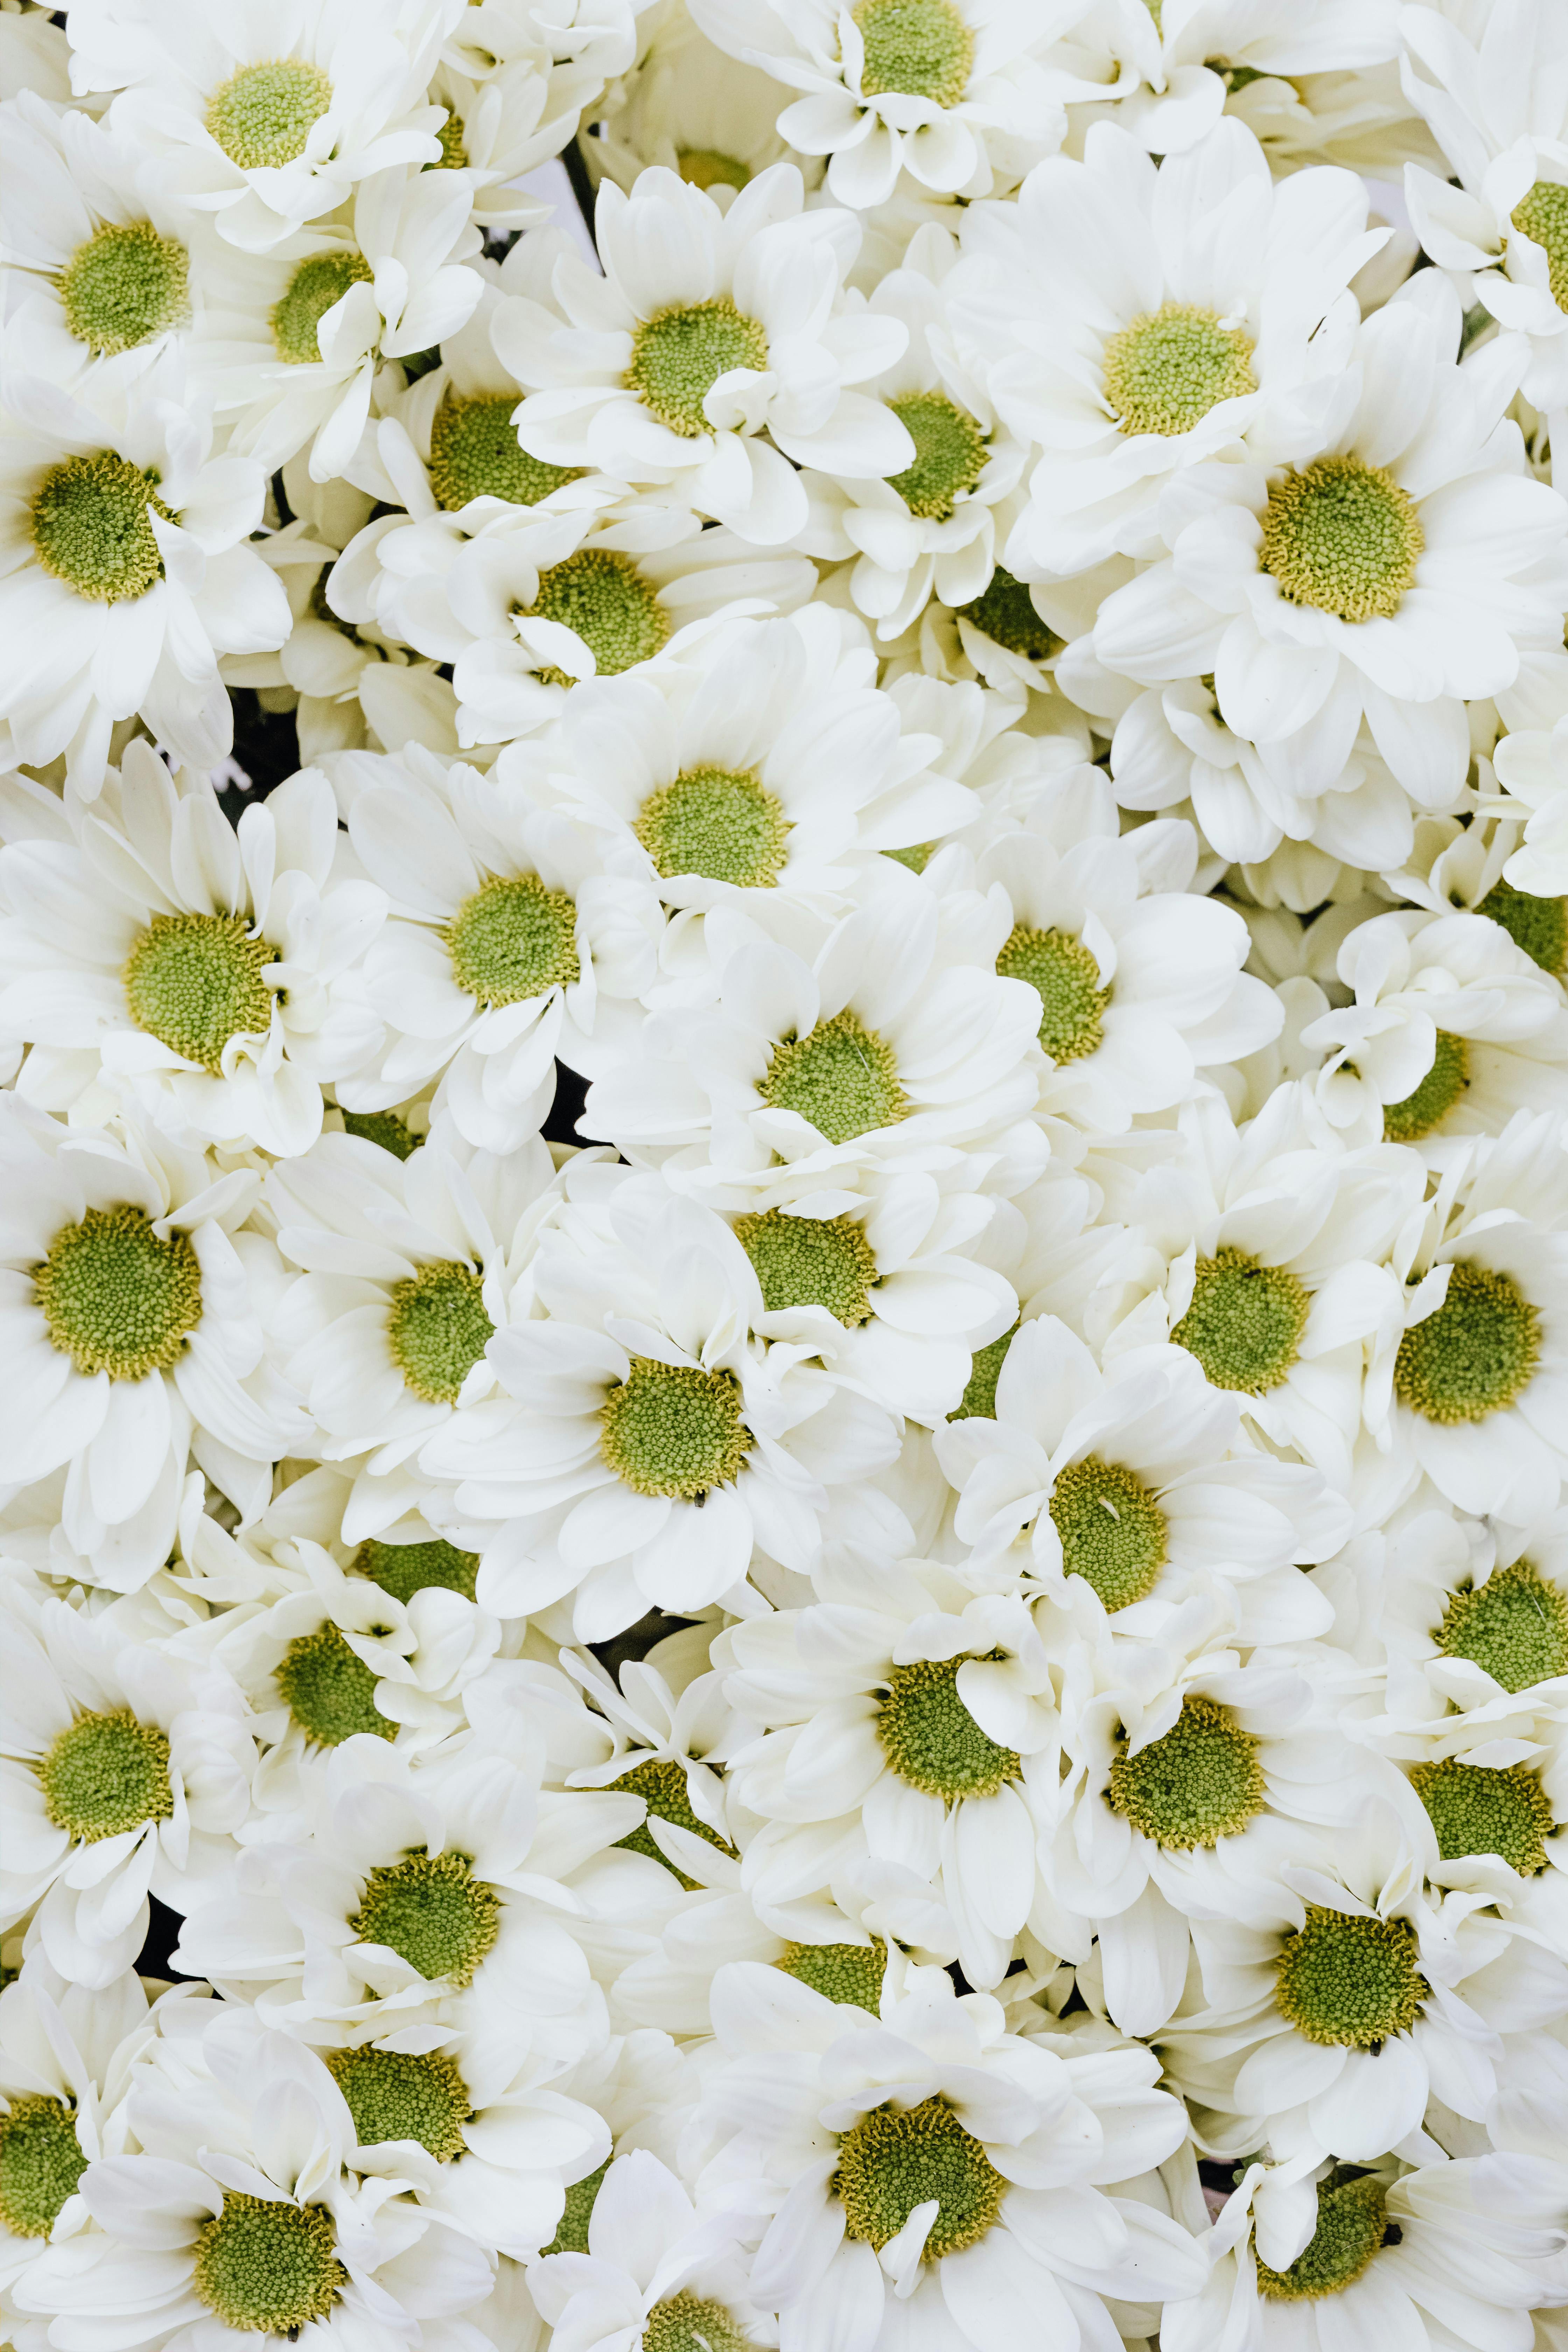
[
  {"x1": 582, "y1": 4, "x2": 818, "y2": 205},
  {"x1": 1492, "y1": 711, "x2": 1568, "y2": 900},
  {"x1": 531, "y1": 2150, "x2": 771, "y2": 2352}
]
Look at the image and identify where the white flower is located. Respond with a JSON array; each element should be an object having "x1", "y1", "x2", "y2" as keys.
[
  {"x1": 583, "y1": 5, "x2": 819, "y2": 206},
  {"x1": 531, "y1": 2150, "x2": 769, "y2": 2352},
  {"x1": 1492, "y1": 710, "x2": 1568, "y2": 899}
]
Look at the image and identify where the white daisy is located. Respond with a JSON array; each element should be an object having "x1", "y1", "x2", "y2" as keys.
[
  {"x1": 1491, "y1": 709, "x2": 1568, "y2": 901},
  {"x1": 531, "y1": 2150, "x2": 770, "y2": 2352},
  {"x1": 582, "y1": 4, "x2": 821, "y2": 207}
]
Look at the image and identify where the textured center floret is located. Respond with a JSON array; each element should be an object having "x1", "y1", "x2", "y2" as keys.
[
  {"x1": 1410, "y1": 1758, "x2": 1552, "y2": 1876},
  {"x1": 679, "y1": 149, "x2": 751, "y2": 191},
  {"x1": 996, "y1": 923, "x2": 1110, "y2": 1064},
  {"x1": 1274, "y1": 1906, "x2": 1425, "y2": 2047},
  {"x1": 643, "y1": 2291, "x2": 756, "y2": 2352},
  {"x1": 544, "y1": 2158, "x2": 610, "y2": 2254},
  {"x1": 1478, "y1": 876, "x2": 1568, "y2": 975},
  {"x1": 851, "y1": 0, "x2": 975, "y2": 107},
  {"x1": 350, "y1": 1849, "x2": 501, "y2": 1986},
  {"x1": 341, "y1": 1108, "x2": 420, "y2": 1159},
  {"x1": 1512, "y1": 181, "x2": 1568, "y2": 312},
  {"x1": 948, "y1": 1322, "x2": 1017, "y2": 1421},
  {"x1": 522, "y1": 548, "x2": 672, "y2": 683},
  {"x1": 1050, "y1": 1456, "x2": 1168, "y2": 1611},
  {"x1": 38, "y1": 1708, "x2": 173, "y2": 1844},
  {"x1": 31, "y1": 452, "x2": 173, "y2": 603},
  {"x1": 1108, "y1": 1696, "x2": 1266, "y2": 1849},
  {"x1": 1172, "y1": 1248, "x2": 1309, "y2": 1395},
  {"x1": 1436, "y1": 1561, "x2": 1568, "y2": 1692},
  {"x1": 444, "y1": 873, "x2": 580, "y2": 1006},
  {"x1": 385, "y1": 1262, "x2": 495, "y2": 1405},
  {"x1": 777, "y1": 1937, "x2": 888, "y2": 2011},
  {"x1": 123, "y1": 911, "x2": 275, "y2": 1071},
  {"x1": 1260, "y1": 456, "x2": 1424, "y2": 624},
  {"x1": 836, "y1": 2098, "x2": 1003, "y2": 2261},
  {"x1": 355, "y1": 1536, "x2": 479, "y2": 1605},
  {"x1": 276, "y1": 1623, "x2": 392, "y2": 1749},
  {"x1": 960, "y1": 567, "x2": 1057, "y2": 660},
  {"x1": 876, "y1": 1653, "x2": 1020, "y2": 1800},
  {"x1": 1393, "y1": 1260, "x2": 1540, "y2": 1424},
  {"x1": 205, "y1": 59, "x2": 333, "y2": 170},
  {"x1": 58, "y1": 222, "x2": 189, "y2": 355},
  {"x1": 427, "y1": 395, "x2": 583, "y2": 511},
  {"x1": 635, "y1": 765, "x2": 790, "y2": 887},
  {"x1": 599, "y1": 1358, "x2": 751, "y2": 1499},
  {"x1": 192, "y1": 2193, "x2": 345, "y2": 2335},
  {"x1": 1255, "y1": 2176, "x2": 1391, "y2": 2302},
  {"x1": 760, "y1": 1009, "x2": 910, "y2": 1144},
  {"x1": 0, "y1": 2097, "x2": 86, "y2": 2240},
  {"x1": 624, "y1": 298, "x2": 769, "y2": 438},
  {"x1": 735, "y1": 1209, "x2": 878, "y2": 1325},
  {"x1": 611, "y1": 1757, "x2": 735, "y2": 1886},
  {"x1": 1383, "y1": 1031, "x2": 1469, "y2": 1141},
  {"x1": 271, "y1": 250, "x2": 373, "y2": 364},
  {"x1": 433, "y1": 113, "x2": 469, "y2": 168},
  {"x1": 1101, "y1": 302, "x2": 1257, "y2": 438},
  {"x1": 885, "y1": 393, "x2": 988, "y2": 521},
  {"x1": 326, "y1": 2046, "x2": 472, "y2": 2161},
  {"x1": 34, "y1": 1208, "x2": 202, "y2": 1382}
]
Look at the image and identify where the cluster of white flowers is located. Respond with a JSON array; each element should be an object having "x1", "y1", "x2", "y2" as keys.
[{"x1": 7, "y1": 1, "x2": 1568, "y2": 2348}]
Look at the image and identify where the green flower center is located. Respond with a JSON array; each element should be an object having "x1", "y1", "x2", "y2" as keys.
[
  {"x1": 522, "y1": 547, "x2": 672, "y2": 685},
  {"x1": 959, "y1": 566, "x2": 1057, "y2": 661},
  {"x1": 643, "y1": 2292, "x2": 756, "y2": 2352},
  {"x1": 735, "y1": 1208, "x2": 877, "y2": 1325},
  {"x1": 760, "y1": 1008, "x2": 910, "y2": 1145},
  {"x1": 1436, "y1": 1561, "x2": 1568, "y2": 1693},
  {"x1": 996, "y1": 922, "x2": 1109, "y2": 1064},
  {"x1": 850, "y1": 0, "x2": 975, "y2": 107},
  {"x1": 679, "y1": 149, "x2": 751, "y2": 191},
  {"x1": 611, "y1": 1757, "x2": 735, "y2": 1889},
  {"x1": 599, "y1": 1357, "x2": 751, "y2": 1500},
  {"x1": 1410, "y1": 1757, "x2": 1552, "y2": 1876},
  {"x1": 1255, "y1": 2176, "x2": 1392, "y2": 2302},
  {"x1": 205, "y1": 59, "x2": 334, "y2": 170},
  {"x1": 624, "y1": 297, "x2": 769, "y2": 439},
  {"x1": 34, "y1": 1209, "x2": 202, "y2": 1382},
  {"x1": 0, "y1": 2098, "x2": 86, "y2": 2239},
  {"x1": 1275, "y1": 1906, "x2": 1425, "y2": 2048},
  {"x1": 1051, "y1": 1456, "x2": 1168, "y2": 1611},
  {"x1": 1512, "y1": 181, "x2": 1568, "y2": 312},
  {"x1": 427, "y1": 395, "x2": 583, "y2": 511},
  {"x1": 777, "y1": 1938, "x2": 887, "y2": 2011},
  {"x1": 341, "y1": 1108, "x2": 420, "y2": 1159},
  {"x1": 885, "y1": 840, "x2": 935, "y2": 873},
  {"x1": 349, "y1": 1849, "x2": 501, "y2": 1988},
  {"x1": 31, "y1": 451, "x2": 173, "y2": 603},
  {"x1": 544, "y1": 2157, "x2": 609, "y2": 2254},
  {"x1": 192, "y1": 2194, "x2": 345, "y2": 2336},
  {"x1": 276, "y1": 1624, "x2": 392, "y2": 1749},
  {"x1": 38, "y1": 1709, "x2": 172, "y2": 1846},
  {"x1": 1172, "y1": 1248, "x2": 1309, "y2": 1395},
  {"x1": 947, "y1": 1322, "x2": 1018, "y2": 1421},
  {"x1": 123, "y1": 911, "x2": 275, "y2": 1072},
  {"x1": 58, "y1": 222, "x2": 189, "y2": 356},
  {"x1": 885, "y1": 392, "x2": 988, "y2": 522},
  {"x1": 1393, "y1": 1260, "x2": 1541, "y2": 1425},
  {"x1": 385, "y1": 1262, "x2": 495, "y2": 1405},
  {"x1": 1382, "y1": 1030, "x2": 1469, "y2": 1141},
  {"x1": 444, "y1": 873, "x2": 580, "y2": 1007},
  {"x1": 836, "y1": 2098, "x2": 1003, "y2": 2261},
  {"x1": 271, "y1": 250, "x2": 373, "y2": 364},
  {"x1": 876, "y1": 1653, "x2": 1020, "y2": 1801},
  {"x1": 433, "y1": 113, "x2": 469, "y2": 169},
  {"x1": 1101, "y1": 302, "x2": 1256, "y2": 438},
  {"x1": 636, "y1": 765, "x2": 789, "y2": 888},
  {"x1": 1108, "y1": 1695, "x2": 1265, "y2": 1849},
  {"x1": 1261, "y1": 456, "x2": 1424, "y2": 624},
  {"x1": 354, "y1": 1536, "x2": 479, "y2": 1605},
  {"x1": 1477, "y1": 876, "x2": 1568, "y2": 976},
  {"x1": 326, "y1": 2046, "x2": 472, "y2": 2161}
]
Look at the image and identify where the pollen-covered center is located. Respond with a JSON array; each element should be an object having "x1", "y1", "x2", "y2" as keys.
[
  {"x1": 1255, "y1": 2176, "x2": 1392, "y2": 2302},
  {"x1": 959, "y1": 566, "x2": 1058, "y2": 660},
  {"x1": 544, "y1": 2158, "x2": 610, "y2": 2254},
  {"x1": 38, "y1": 1708, "x2": 173, "y2": 1844},
  {"x1": 1172, "y1": 1247, "x2": 1309, "y2": 1395},
  {"x1": 679, "y1": 149, "x2": 751, "y2": 191},
  {"x1": 34, "y1": 1208, "x2": 203, "y2": 1382},
  {"x1": 776, "y1": 1937, "x2": 888, "y2": 2012},
  {"x1": 1393, "y1": 1260, "x2": 1541, "y2": 1424},
  {"x1": 599, "y1": 1358, "x2": 751, "y2": 1499},
  {"x1": 1101, "y1": 302, "x2": 1257, "y2": 438},
  {"x1": 1512, "y1": 181, "x2": 1568, "y2": 312},
  {"x1": 276, "y1": 1623, "x2": 392, "y2": 1749},
  {"x1": 624, "y1": 297, "x2": 769, "y2": 438},
  {"x1": 1274, "y1": 1905, "x2": 1425, "y2": 2048},
  {"x1": 948, "y1": 1322, "x2": 1018, "y2": 1421},
  {"x1": 1436, "y1": 1562, "x2": 1568, "y2": 1693},
  {"x1": 886, "y1": 392, "x2": 988, "y2": 521},
  {"x1": 836, "y1": 2098, "x2": 1003, "y2": 2261},
  {"x1": 522, "y1": 548, "x2": 672, "y2": 684},
  {"x1": 385, "y1": 1261, "x2": 495, "y2": 1405},
  {"x1": 851, "y1": 0, "x2": 975, "y2": 108},
  {"x1": 31, "y1": 451, "x2": 173, "y2": 603},
  {"x1": 1478, "y1": 876, "x2": 1568, "y2": 975},
  {"x1": 355, "y1": 1536, "x2": 479, "y2": 1605},
  {"x1": 1051, "y1": 1456, "x2": 1168, "y2": 1611},
  {"x1": 58, "y1": 222, "x2": 189, "y2": 355},
  {"x1": 1108, "y1": 1695, "x2": 1265, "y2": 1849},
  {"x1": 326, "y1": 2046, "x2": 472, "y2": 2161},
  {"x1": 611, "y1": 1757, "x2": 735, "y2": 1889},
  {"x1": 205, "y1": 59, "x2": 334, "y2": 170},
  {"x1": 445, "y1": 873, "x2": 580, "y2": 1007},
  {"x1": 341, "y1": 1108, "x2": 420, "y2": 1159},
  {"x1": 876, "y1": 1653, "x2": 1020, "y2": 1801},
  {"x1": 761, "y1": 1008, "x2": 910, "y2": 1144},
  {"x1": 643, "y1": 2291, "x2": 756, "y2": 2352},
  {"x1": 271, "y1": 250, "x2": 373, "y2": 364},
  {"x1": 635, "y1": 765, "x2": 789, "y2": 887},
  {"x1": 349, "y1": 1848, "x2": 501, "y2": 1987},
  {"x1": 735, "y1": 1208, "x2": 878, "y2": 1325},
  {"x1": 192, "y1": 2193, "x2": 345, "y2": 2336},
  {"x1": 123, "y1": 911, "x2": 275, "y2": 1071},
  {"x1": 1260, "y1": 456, "x2": 1424, "y2": 624},
  {"x1": 1410, "y1": 1757, "x2": 1552, "y2": 1876},
  {"x1": 996, "y1": 923, "x2": 1109, "y2": 1064},
  {"x1": 428, "y1": 394, "x2": 584, "y2": 511},
  {"x1": 0, "y1": 2097, "x2": 86, "y2": 2240},
  {"x1": 1383, "y1": 1030, "x2": 1469, "y2": 1141}
]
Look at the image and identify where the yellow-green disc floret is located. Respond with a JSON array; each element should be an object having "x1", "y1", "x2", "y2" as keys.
[
  {"x1": 1393, "y1": 1260, "x2": 1541, "y2": 1425},
  {"x1": 958, "y1": 566, "x2": 1057, "y2": 661},
  {"x1": 1274, "y1": 1906, "x2": 1426, "y2": 2048},
  {"x1": 947, "y1": 1322, "x2": 1018, "y2": 1421},
  {"x1": 1383, "y1": 1031, "x2": 1469, "y2": 1141},
  {"x1": 38, "y1": 1709, "x2": 173, "y2": 1843},
  {"x1": 760, "y1": 1008, "x2": 910, "y2": 1144},
  {"x1": 123, "y1": 910, "x2": 275, "y2": 1072},
  {"x1": 341, "y1": 1108, "x2": 420, "y2": 1159},
  {"x1": 734, "y1": 1208, "x2": 878, "y2": 1325},
  {"x1": 0, "y1": 2096, "x2": 86, "y2": 2240},
  {"x1": 543, "y1": 2157, "x2": 610, "y2": 2254},
  {"x1": 192, "y1": 2193, "x2": 345, "y2": 2336},
  {"x1": 1410, "y1": 1757, "x2": 1552, "y2": 1876},
  {"x1": 599, "y1": 1358, "x2": 751, "y2": 1499},
  {"x1": 444, "y1": 873, "x2": 580, "y2": 1007},
  {"x1": 635, "y1": 765, "x2": 790, "y2": 888},
  {"x1": 850, "y1": 0, "x2": 975, "y2": 108},
  {"x1": 427, "y1": 394, "x2": 584, "y2": 512},
  {"x1": 1255, "y1": 2176, "x2": 1392, "y2": 2302},
  {"x1": 432, "y1": 113, "x2": 469, "y2": 169},
  {"x1": 1512, "y1": 181, "x2": 1568, "y2": 312},
  {"x1": 1107, "y1": 1695, "x2": 1266, "y2": 1849},
  {"x1": 876, "y1": 1653, "x2": 1020, "y2": 1801},
  {"x1": 326, "y1": 2046, "x2": 472, "y2": 2161},
  {"x1": 1049, "y1": 1456, "x2": 1168, "y2": 1611},
  {"x1": 276, "y1": 1623, "x2": 393, "y2": 1749},
  {"x1": 349, "y1": 1848, "x2": 501, "y2": 1987},
  {"x1": 1171, "y1": 1247, "x2": 1309, "y2": 1395},
  {"x1": 34, "y1": 1208, "x2": 203, "y2": 1382},
  {"x1": 522, "y1": 548, "x2": 672, "y2": 684},
  {"x1": 271, "y1": 251, "x2": 373, "y2": 365},
  {"x1": 1477, "y1": 875, "x2": 1568, "y2": 975},
  {"x1": 885, "y1": 392, "x2": 988, "y2": 521},
  {"x1": 624, "y1": 297, "x2": 769, "y2": 439},
  {"x1": 385, "y1": 1261, "x2": 495, "y2": 1406},
  {"x1": 643, "y1": 2291, "x2": 756, "y2": 2352},
  {"x1": 678, "y1": 150, "x2": 751, "y2": 191},
  {"x1": 1101, "y1": 302, "x2": 1256, "y2": 438},
  {"x1": 776, "y1": 1937, "x2": 888, "y2": 2011},
  {"x1": 611, "y1": 1758, "x2": 735, "y2": 1889},
  {"x1": 205, "y1": 59, "x2": 333, "y2": 171},
  {"x1": 835, "y1": 2097, "x2": 1003, "y2": 2261},
  {"x1": 1435, "y1": 1561, "x2": 1568, "y2": 1693},
  {"x1": 355, "y1": 1536, "x2": 479, "y2": 1605},
  {"x1": 31, "y1": 451, "x2": 174, "y2": 603},
  {"x1": 1260, "y1": 456, "x2": 1424, "y2": 624},
  {"x1": 996, "y1": 922, "x2": 1110, "y2": 1064},
  {"x1": 58, "y1": 221, "x2": 189, "y2": 356}
]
